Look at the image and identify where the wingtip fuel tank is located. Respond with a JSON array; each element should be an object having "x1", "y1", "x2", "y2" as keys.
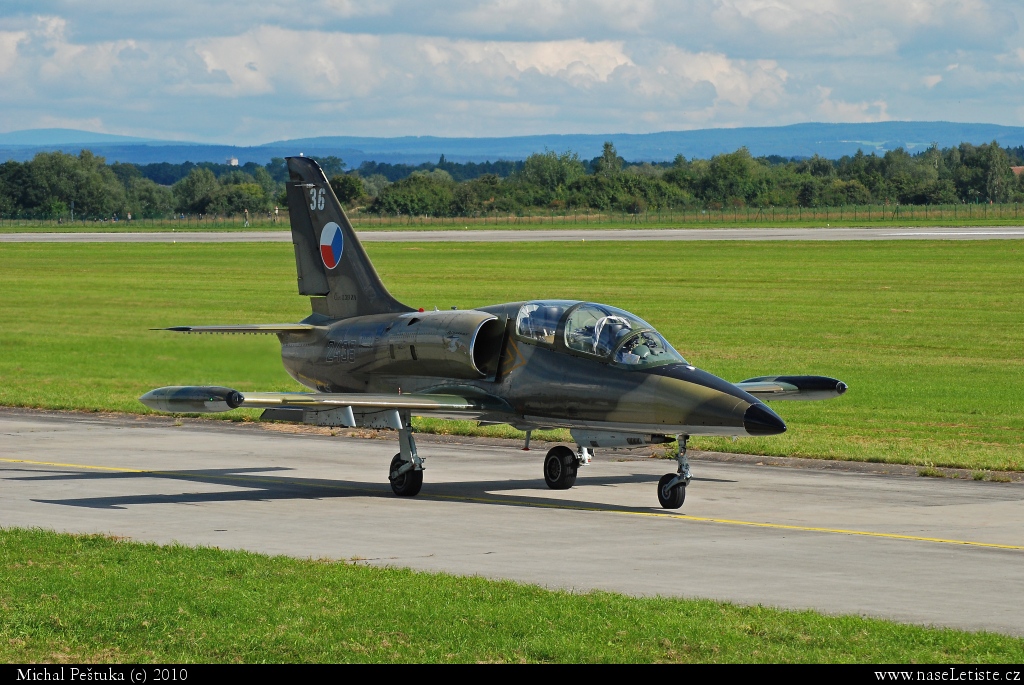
[
  {"x1": 735, "y1": 375, "x2": 849, "y2": 401},
  {"x1": 139, "y1": 386, "x2": 243, "y2": 413}
]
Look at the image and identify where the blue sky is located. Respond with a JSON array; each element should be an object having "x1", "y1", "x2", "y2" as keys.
[{"x1": 1, "y1": 1, "x2": 1022, "y2": 144}]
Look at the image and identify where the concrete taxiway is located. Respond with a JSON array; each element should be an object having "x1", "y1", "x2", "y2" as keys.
[
  {"x1": 2, "y1": 409, "x2": 1023, "y2": 635},
  {"x1": 3, "y1": 226, "x2": 1024, "y2": 243}
]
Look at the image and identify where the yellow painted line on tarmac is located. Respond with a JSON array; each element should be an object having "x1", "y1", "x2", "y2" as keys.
[
  {"x1": 0, "y1": 458, "x2": 385, "y2": 493},
  {"x1": 615, "y1": 510, "x2": 1024, "y2": 551},
  {"x1": 4, "y1": 457, "x2": 1023, "y2": 551},
  {"x1": 0, "y1": 458, "x2": 356, "y2": 490},
  {"x1": 1, "y1": 458, "x2": 147, "y2": 473},
  {"x1": 422, "y1": 492, "x2": 1024, "y2": 551}
]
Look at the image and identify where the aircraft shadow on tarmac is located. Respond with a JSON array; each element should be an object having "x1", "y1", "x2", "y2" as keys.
[{"x1": 8, "y1": 465, "x2": 735, "y2": 513}]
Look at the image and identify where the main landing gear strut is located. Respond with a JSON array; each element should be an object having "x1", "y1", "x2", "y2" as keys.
[
  {"x1": 389, "y1": 415, "x2": 424, "y2": 497},
  {"x1": 657, "y1": 435, "x2": 691, "y2": 509},
  {"x1": 543, "y1": 444, "x2": 593, "y2": 490}
]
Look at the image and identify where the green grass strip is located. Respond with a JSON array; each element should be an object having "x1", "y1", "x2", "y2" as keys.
[
  {"x1": 1, "y1": 240, "x2": 1022, "y2": 471},
  {"x1": 2, "y1": 528, "x2": 1022, "y2": 663}
]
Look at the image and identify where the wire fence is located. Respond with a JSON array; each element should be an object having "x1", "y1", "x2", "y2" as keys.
[
  {"x1": 2, "y1": 203, "x2": 1023, "y2": 230},
  {"x1": 348, "y1": 203, "x2": 1024, "y2": 228}
]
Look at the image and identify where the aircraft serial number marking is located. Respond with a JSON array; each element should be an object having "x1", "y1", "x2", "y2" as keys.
[
  {"x1": 308, "y1": 187, "x2": 326, "y2": 211},
  {"x1": 4, "y1": 457, "x2": 1022, "y2": 552},
  {"x1": 325, "y1": 339, "x2": 356, "y2": 363}
]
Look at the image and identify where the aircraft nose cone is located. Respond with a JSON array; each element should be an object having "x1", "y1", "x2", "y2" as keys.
[
  {"x1": 744, "y1": 403, "x2": 787, "y2": 436},
  {"x1": 837, "y1": 381, "x2": 848, "y2": 395}
]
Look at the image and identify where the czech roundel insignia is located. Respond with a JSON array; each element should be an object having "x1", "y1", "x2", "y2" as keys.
[{"x1": 320, "y1": 222, "x2": 344, "y2": 269}]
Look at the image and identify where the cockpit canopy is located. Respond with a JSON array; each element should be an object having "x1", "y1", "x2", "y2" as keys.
[
  {"x1": 515, "y1": 300, "x2": 687, "y2": 369},
  {"x1": 516, "y1": 301, "x2": 572, "y2": 345}
]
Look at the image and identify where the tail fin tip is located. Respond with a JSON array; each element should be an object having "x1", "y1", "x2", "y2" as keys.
[{"x1": 285, "y1": 156, "x2": 411, "y2": 320}]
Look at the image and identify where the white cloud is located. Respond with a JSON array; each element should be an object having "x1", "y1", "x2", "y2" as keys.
[
  {"x1": 190, "y1": 29, "x2": 634, "y2": 100},
  {"x1": 0, "y1": 30, "x2": 26, "y2": 74},
  {"x1": 193, "y1": 29, "x2": 383, "y2": 97},
  {"x1": 611, "y1": 47, "x2": 787, "y2": 111},
  {"x1": 446, "y1": 0, "x2": 657, "y2": 37},
  {"x1": 816, "y1": 87, "x2": 890, "y2": 123},
  {"x1": 0, "y1": 2, "x2": 1023, "y2": 140},
  {"x1": 437, "y1": 39, "x2": 632, "y2": 80},
  {"x1": 322, "y1": 0, "x2": 395, "y2": 18},
  {"x1": 180, "y1": 28, "x2": 788, "y2": 134}
]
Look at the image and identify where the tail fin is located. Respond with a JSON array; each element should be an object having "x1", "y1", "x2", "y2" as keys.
[{"x1": 286, "y1": 156, "x2": 412, "y2": 319}]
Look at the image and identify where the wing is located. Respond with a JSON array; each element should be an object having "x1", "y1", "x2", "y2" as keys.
[
  {"x1": 241, "y1": 391, "x2": 507, "y2": 414},
  {"x1": 156, "y1": 324, "x2": 317, "y2": 335},
  {"x1": 139, "y1": 386, "x2": 513, "y2": 424},
  {"x1": 734, "y1": 375, "x2": 848, "y2": 401}
]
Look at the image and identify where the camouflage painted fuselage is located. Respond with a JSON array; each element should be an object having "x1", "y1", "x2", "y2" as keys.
[{"x1": 278, "y1": 302, "x2": 782, "y2": 439}]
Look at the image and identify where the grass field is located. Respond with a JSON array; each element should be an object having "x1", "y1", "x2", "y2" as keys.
[
  {"x1": 3, "y1": 202, "x2": 1024, "y2": 233},
  {"x1": 2, "y1": 528, "x2": 1022, "y2": 663},
  {"x1": 1, "y1": 240, "x2": 1022, "y2": 471}
]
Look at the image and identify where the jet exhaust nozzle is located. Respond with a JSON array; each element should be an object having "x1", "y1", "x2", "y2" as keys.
[
  {"x1": 140, "y1": 386, "x2": 243, "y2": 413},
  {"x1": 744, "y1": 403, "x2": 787, "y2": 436}
]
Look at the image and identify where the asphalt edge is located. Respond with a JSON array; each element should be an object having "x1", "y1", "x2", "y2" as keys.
[{"x1": 2, "y1": 405, "x2": 1020, "y2": 485}]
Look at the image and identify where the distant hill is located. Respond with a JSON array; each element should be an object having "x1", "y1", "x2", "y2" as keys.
[
  {"x1": 3, "y1": 122, "x2": 1024, "y2": 166},
  {"x1": 0, "y1": 128, "x2": 159, "y2": 146},
  {"x1": 271, "y1": 122, "x2": 1024, "y2": 162}
]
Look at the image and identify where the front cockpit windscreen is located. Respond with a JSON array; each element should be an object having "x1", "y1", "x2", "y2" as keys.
[
  {"x1": 564, "y1": 303, "x2": 648, "y2": 356},
  {"x1": 613, "y1": 330, "x2": 686, "y2": 368},
  {"x1": 564, "y1": 303, "x2": 686, "y2": 368},
  {"x1": 516, "y1": 300, "x2": 577, "y2": 345}
]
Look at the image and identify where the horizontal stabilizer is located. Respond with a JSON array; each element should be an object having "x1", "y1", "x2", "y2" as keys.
[
  {"x1": 141, "y1": 386, "x2": 511, "y2": 417},
  {"x1": 734, "y1": 375, "x2": 848, "y2": 401},
  {"x1": 157, "y1": 324, "x2": 317, "y2": 335}
]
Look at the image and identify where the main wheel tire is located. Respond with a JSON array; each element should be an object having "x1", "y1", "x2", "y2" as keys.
[
  {"x1": 658, "y1": 473, "x2": 686, "y2": 509},
  {"x1": 544, "y1": 446, "x2": 578, "y2": 490},
  {"x1": 389, "y1": 453, "x2": 423, "y2": 497}
]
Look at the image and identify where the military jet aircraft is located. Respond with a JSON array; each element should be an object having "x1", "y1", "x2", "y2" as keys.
[{"x1": 141, "y1": 157, "x2": 847, "y2": 509}]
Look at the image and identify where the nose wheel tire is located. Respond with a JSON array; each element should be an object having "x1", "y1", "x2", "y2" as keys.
[
  {"x1": 389, "y1": 453, "x2": 423, "y2": 497},
  {"x1": 544, "y1": 446, "x2": 578, "y2": 490},
  {"x1": 658, "y1": 473, "x2": 686, "y2": 509}
]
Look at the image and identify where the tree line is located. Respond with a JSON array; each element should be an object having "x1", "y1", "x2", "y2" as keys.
[
  {"x1": 364, "y1": 142, "x2": 1024, "y2": 217},
  {"x1": 2, "y1": 142, "x2": 1023, "y2": 220}
]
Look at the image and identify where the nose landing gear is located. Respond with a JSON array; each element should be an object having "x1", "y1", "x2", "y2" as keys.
[{"x1": 658, "y1": 435, "x2": 691, "y2": 509}]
